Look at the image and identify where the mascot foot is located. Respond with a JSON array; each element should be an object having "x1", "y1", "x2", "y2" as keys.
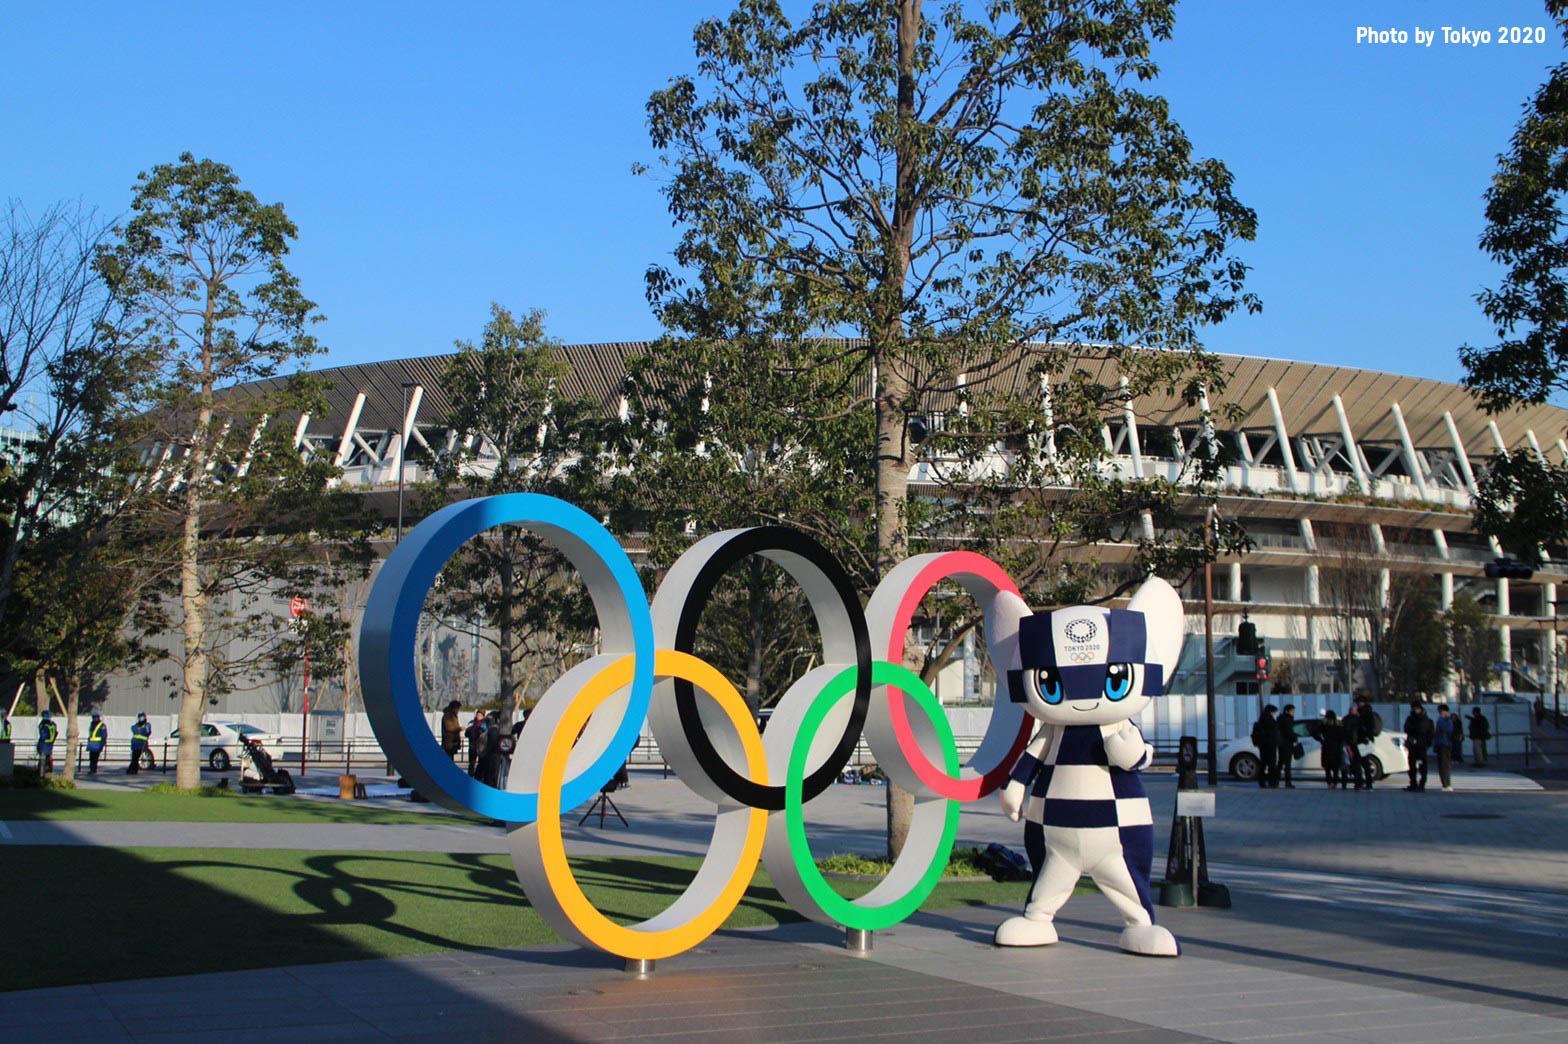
[
  {"x1": 1119, "y1": 924, "x2": 1179, "y2": 958},
  {"x1": 994, "y1": 915, "x2": 1058, "y2": 947}
]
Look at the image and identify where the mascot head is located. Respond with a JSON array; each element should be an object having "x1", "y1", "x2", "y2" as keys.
[{"x1": 1006, "y1": 576, "x2": 1184, "y2": 726}]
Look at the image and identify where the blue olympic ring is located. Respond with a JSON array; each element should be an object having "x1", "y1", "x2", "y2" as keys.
[{"x1": 358, "y1": 494, "x2": 655, "y2": 822}]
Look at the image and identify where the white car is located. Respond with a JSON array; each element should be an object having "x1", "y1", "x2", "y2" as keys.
[
  {"x1": 166, "y1": 721, "x2": 274, "y2": 772},
  {"x1": 1220, "y1": 719, "x2": 1408, "y2": 782}
]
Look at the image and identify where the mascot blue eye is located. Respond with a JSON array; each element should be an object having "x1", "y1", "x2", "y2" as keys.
[
  {"x1": 1104, "y1": 663, "x2": 1134, "y2": 701},
  {"x1": 1034, "y1": 667, "x2": 1063, "y2": 704}
]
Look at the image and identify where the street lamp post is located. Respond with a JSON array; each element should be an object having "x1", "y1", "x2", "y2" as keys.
[
  {"x1": 397, "y1": 381, "x2": 417, "y2": 543},
  {"x1": 1203, "y1": 504, "x2": 1218, "y2": 787}
]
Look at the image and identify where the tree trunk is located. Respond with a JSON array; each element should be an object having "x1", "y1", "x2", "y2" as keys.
[
  {"x1": 879, "y1": 0, "x2": 926, "y2": 863},
  {"x1": 177, "y1": 368, "x2": 214, "y2": 790},
  {"x1": 746, "y1": 555, "x2": 765, "y2": 714},
  {"x1": 59, "y1": 676, "x2": 80, "y2": 783},
  {"x1": 498, "y1": 531, "x2": 515, "y2": 726}
]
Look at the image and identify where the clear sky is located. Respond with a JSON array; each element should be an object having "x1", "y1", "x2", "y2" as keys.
[{"x1": 3, "y1": 1, "x2": 1563, "y2": 386}]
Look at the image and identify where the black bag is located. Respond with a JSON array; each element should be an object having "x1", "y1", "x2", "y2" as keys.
[
  {"x1": 979, "y1": 843, "x2": 1033, "y2": 882},
  {"x1": 1366, "y1": 711, "x2": 1383, "y2": 738},
  {"x1": 1292, "y1": 741, "x2": 1304, "y2": 759}
]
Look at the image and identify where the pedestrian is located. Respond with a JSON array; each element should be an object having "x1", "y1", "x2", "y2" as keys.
[
  {"x1": 1433, "y1": 704, "x2": 1458, "y2": 792},
  {"x1": 1, "y1": 709, "x2": 10, "y2": 744},
  {"x1": 1319, "y1": 710, "x2": 1346, "y2": 789},
  {"x1": 128, "y1": 712, "x2": 154, "y2": 774},
  {"x1": 86, "y1": 713, "x2": 108, "y2": 774},
  {"x1": 465, "y1": 711, "x2": 486, "y2": 777},
  {"x1": 1343, "y1": 703, "x2": 1369, "y2": 790},
  {"x1": 36, "y1": 711, "x2": 58, "y2": 773},
  {"x1": 1276, "y1": 704, "x2": 1299, "y2": 789},
  {"x1": 478, "y1": 711, "x2": 505, "y2": 787},
  {"x1": 1251, "y1": 704, "x2": 1280, "y2": 787},
  {"x1": 1403, "y1": 702, "x2": 1433, "y2": 791},
  {"x1": 1352, "y1": 695, "x2": 1381, "y2": 790},
  {"x1": 1468, "y1": 707, "x2": 1490, "y2": 767},
  {"x1": 440, "y1": 700, "x2": 463, "y2": 762}
]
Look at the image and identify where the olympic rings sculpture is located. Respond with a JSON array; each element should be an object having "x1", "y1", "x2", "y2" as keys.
[{"x1": 360, "y1": 493, "x2": 1035, "y2": 961}]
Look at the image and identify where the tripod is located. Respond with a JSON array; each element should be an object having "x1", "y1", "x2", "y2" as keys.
[{"x1": 579, "y1": 785, "x2": 628, "y2": 828}]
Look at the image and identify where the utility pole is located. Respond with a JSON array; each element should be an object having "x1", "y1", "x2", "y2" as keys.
[{"x1": 1204, "y1": 504, "x2": 1218, "y2": 786}]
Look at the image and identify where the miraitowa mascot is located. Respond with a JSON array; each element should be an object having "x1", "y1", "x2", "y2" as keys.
[{"x1": 994, "y1": 576, "x2": 1183, "y2": 958}]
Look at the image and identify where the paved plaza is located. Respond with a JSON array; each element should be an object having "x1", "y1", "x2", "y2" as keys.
[{"x1": 4, "y1": 769, "x2": 1567, "y2": 1041}]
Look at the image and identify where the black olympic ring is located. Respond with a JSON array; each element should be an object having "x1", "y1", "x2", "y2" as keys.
[{"x1": 670, "y1": 526, "x2": 872, "y2": 811}]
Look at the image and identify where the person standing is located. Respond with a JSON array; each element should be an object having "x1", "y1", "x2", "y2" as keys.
[
  {"x1": 1, "y1": 709, "x2": 11, "y2": 744},
  {"x1": 1251, "y1": 705, "x2": 1280, "y2": 787},
  {"x1": 440, "y1": 701, "x2": 463, "y2": 762},
  {"x1": 1343, "y1": 703, "x2": 1369, "y2": 790},
  {"x1": 1319, "y1": 710, "x2": 1347, "y2": 789},
  {"x1": 1403, "y1": 702, "x2": 1433, "y2": 791},
  {"x1": 86, "y1": 714, "x2": 108, "y2": 774},
  {"x1": 37, "y1": 711, "x2": 58, "y2": 773},
  {"x1": 1468, "y1": 708, "x2": 1491, "y2": 767},
  {"x1": 1353, "y1": 696, "x2": 1381, "y2": 790},
  {"x1": 1433, "y1": 704, "x2": 1458, "y2": 792},
  {"x1": 1276, "y1": 704, "x2": 1299, "y2": 789},
  {"x1": 128, "y1": 712, "x2": 154, "y2": 774},
  {"x1": 465, "y1": 711, "x2": 486, "y2": 777}
]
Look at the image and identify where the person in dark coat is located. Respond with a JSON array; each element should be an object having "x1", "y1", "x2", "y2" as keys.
[
  {"x1": 1403, "y1": 702, "x2": 1433, "y2": 791},
  {"x1": 477, "y1": 712, "x2": 505, "y2": 787},
  {"x1": 1319, "y1": 710, "x2": 1346, "y2": 789},
  {"x1": 1276, "y1": 704, "x2": 1299, "y2": 789},
  {"x1": 1251, "y1": 705, "x2": 1279, "y2": 788},
  {"x1": 440, "y1": 701, "x2": 463, "y2": 761},
  {"x1": 465, "y1": 711, "x2": 486, "y2": 777},
  {"x1": 1343, "y1": 703, "x2": 1369, "y2": 790},
  {"x1": 1433, "y1": 704, "x2": 1458, "y2": 792},
  {"x1": 1468, "y1": 707, "x2": 1491, "y2": 767}
]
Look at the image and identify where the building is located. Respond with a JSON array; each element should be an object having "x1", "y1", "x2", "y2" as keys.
[{"x1": 104, "y1": 344, "x2": 1568, "y2": 720}]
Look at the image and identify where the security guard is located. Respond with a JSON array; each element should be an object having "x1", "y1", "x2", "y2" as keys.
[
  {"x1": 1, "y1": 710, "x2": 11, "y2": 742},
  {"x1": 129, "y1": 712, "x2": 153, "y2": 774},
  {"x1": 37, "y1": 710, "x2": 58, "y2": 774},
  {"x1": 87, "y1": 713, "x2": 108, "y2": 774}
]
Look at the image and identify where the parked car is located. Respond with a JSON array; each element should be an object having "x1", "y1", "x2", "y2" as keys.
[
  {"x1": 1219, "y1": 720, "x2": 1408, "y2": 782},
  {"x1": 166, "y1": 721, "x2": 274, "y2": 771}
]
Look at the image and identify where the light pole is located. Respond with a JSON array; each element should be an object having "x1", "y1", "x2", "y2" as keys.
[
  {"x1": 1203, "y1": 504, "x2": 1218, "y2": 787},
  {"x1": 397, "y1": 381, "x2": 417, "y2": 543}
]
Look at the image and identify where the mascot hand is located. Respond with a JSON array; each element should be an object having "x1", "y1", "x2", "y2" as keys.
[
  {"x1": 1103, "y1": 722, "x2": 1147, "y2": 771},
  {"x1": 1000, "y1": 779, "x2": 1025, "y2": 822}
]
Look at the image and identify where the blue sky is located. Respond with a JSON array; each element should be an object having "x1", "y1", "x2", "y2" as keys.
[{"x1": 3, "y1": 1, "x2": 1563, "y2": 385}]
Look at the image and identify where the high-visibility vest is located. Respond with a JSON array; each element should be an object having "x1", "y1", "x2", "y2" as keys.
[
  {"x1": 0, "y1": 719, "x2": 9, "y2": 741},
  {"x1": 131, "y1": 722, "x2": 150, "y2": 744},
  {"x1": 89, "y1": 722, "x2": 107, "y2": 745},
  {"x1": 39, "y1": 721, "x2": 57, "y2": 744}
]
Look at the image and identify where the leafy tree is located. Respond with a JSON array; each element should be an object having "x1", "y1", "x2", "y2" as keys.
[
  {"x1": 0, "y1": 201, "x2": 147, "y2": 636},
  {"x1": 1462, "y1": 1, "x2": 1568, "y2": 410},
  {"x1": 97, "y1": 154, "x2": 372, "y2": 789},
  {"x1": 1448, "y1": 592, "x2": 1502, "y2": 701},
  {"x1": 1473, "y1": 450, "x2": 1568, "y2": 566},
  {"x1": 1461, "y1": 4, "x2": 1568, "y2": 554},
  {"x1": 421, "y1": 306, "x2": 605, "y2": 718},
  {"x1": 6, "y1": 450, "x2": 150, "y2": 781},
  {"x1": 1378, "y1": 575, "x2": 1448, "y2": 699},
  {"x1": 642, "y1": 0, "x2": 1258, "y2": 855}
]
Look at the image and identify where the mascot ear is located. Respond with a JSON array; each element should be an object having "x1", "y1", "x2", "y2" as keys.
[
  {"x1": 1127, "y1": 576, "x2": 1183, "y2": 692},
  {"x1": 983, "y1": 590, "x2": 1032, "y2": 672}
]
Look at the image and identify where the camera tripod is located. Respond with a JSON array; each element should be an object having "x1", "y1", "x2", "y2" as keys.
[{"x1": 579, "y1": 785, "x2": 628, "y2": 828}]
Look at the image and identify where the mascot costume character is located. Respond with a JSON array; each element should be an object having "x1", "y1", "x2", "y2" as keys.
[{"x1": 994, "y1": 576, "x2": 1183, "y2": 958}]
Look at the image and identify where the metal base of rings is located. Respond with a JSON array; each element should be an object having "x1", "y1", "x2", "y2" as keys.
[
  {"x1": 844, "y1": 928, "x2": 873, "y2": 953},
  {"x1": 624, "y1": 958, "x2": 656, "y2": 978}
]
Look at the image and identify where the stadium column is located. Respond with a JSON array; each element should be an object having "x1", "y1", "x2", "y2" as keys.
[
  {"x1": 1389, "y1": 402, "x2": 1429, "y2": 500},
  {"x1": 1443, "y1": 411, "x2": 1479, "y2": 495},
  {"x1": 1266, "y1": 386, "x2": 1302, "y2": 494},
  {"x1": 1545, "y1": 582, "x2": 1558, "y2": 706},
  {"x1": 1498, "y1": 575, "x2": 1513, "y2": 695},
  {"x1": 334, "y1": 392, "x2": 367, "y2": 468},
  {"x1": 1332, "y1": 394, "x2": 1371, "y2": 495}
]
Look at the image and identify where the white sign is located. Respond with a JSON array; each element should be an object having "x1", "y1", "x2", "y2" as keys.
[{"x1": 1176, "y1": 791, "x2": 1216, "y2": 818}]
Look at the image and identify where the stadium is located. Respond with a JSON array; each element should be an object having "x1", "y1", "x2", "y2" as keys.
[{"x1": 81, "y1": 343, "x2": 1568, "y2": 755}]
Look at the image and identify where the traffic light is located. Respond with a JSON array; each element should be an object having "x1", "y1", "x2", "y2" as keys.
[
  {"x1": 1254, "y1": 642, "x2": 1270, "y2": 682},
  {"x1": 1237, "y1": 620, "x2": 1257, "y2": 655},
  {"x1": 1485, "y1": 558, "x2": 1534, "y2": 580}
]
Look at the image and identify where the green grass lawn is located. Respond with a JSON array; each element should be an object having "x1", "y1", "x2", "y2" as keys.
[
  {"x1": 0, "y1": 846, "x2": 1040, "y2": 992},
  {"x1": 0, "y1": 786, "x2": 479, "y2": 825}
]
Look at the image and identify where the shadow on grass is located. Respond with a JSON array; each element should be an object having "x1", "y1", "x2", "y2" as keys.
[{"x1": 0, "y1": 783, "x2": 484, "y2": 826}]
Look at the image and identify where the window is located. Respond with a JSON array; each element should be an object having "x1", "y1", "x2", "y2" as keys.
[{"x1": 201, "y1": 724, "x2": 219, "y2": 737}]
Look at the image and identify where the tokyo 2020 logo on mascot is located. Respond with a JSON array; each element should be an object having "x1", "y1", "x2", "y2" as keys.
[{"x1": 993, "y1": 576, "x2": 1183, "y2": 958}]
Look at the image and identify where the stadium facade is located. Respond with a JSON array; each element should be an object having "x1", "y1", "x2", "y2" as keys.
[{"x1": 96, "y1": 344, "x2": 1568, "y2": 721}]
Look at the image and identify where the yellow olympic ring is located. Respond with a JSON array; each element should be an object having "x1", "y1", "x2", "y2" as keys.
[{"x1": 524, "y1": 649, "x2": 768, "y2": 960}]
